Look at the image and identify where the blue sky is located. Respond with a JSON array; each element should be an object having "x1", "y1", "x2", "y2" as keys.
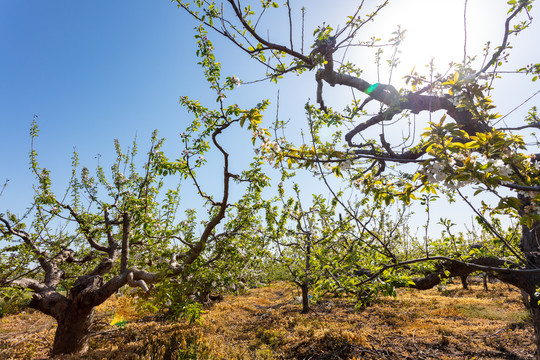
[
  {"x1": 0, "y1": 0, "x2": 303, "y2": 217},
  {"x1": 1, "y1": 1, "x2": 224, "y2": 214},
  {"x1": 1, "y1": 0, "x2": 538, "y2": 237}
]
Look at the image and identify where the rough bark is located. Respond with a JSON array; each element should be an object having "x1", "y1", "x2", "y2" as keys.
[
  {"x1": 21, "y1": 272, "x2": 132, "y2": 356},
  {"x1": 28, "y1": 275, "x2": 102, "y2": 355},
  {"x1": 520, "y1": 219, "x2": 540, "y2": 360},
  {"x1": 300, "y1": 282, "x2": 310, "y2": 314},
  {"x1": 408, "y1": 257, "x2": 516, "y2": 290},
  {"x1": 51, "y1": 305, "x2": 95, "y2": 356}
]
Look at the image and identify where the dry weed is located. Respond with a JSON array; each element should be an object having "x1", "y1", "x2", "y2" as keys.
[{"x1": 0, "y1": 281, "x2": 535, "y2": 359}]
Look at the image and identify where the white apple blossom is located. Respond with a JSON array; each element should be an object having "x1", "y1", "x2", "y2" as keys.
[
  {"x1": 530, "y1": 158, "x2": 540, "y2": 171},
  {"x1": 491, "y1": 159, "x2": 512, "y2": 177},
  {"x1": 476, "y1": 156, "x2": 488, "y2": 166},
  {"x1": 424, "y1": 160, "x2": 448, "y2": 183},
  {"x1": 339, "y1": 160, "x2": 353, "y2": 170}
]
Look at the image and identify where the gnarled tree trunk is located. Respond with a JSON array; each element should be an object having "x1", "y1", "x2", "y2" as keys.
[
  {"x1": 29, "y1": 275, "x2": 108, "y2": 356},
  {"x1": 51, "y1": 304, "x2": 95, "y2": 356}
]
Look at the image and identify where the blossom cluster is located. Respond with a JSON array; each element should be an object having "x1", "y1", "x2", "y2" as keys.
[
  {"x1": 116, "y1": 172, "x2": 129, "y2": 184},
  {"x1": 323, "y1": 159, "x2": 352, "y2": 171},
  {"x1": 254, "y1": 130, "x2": 281, "y2": 165},
  {"x1": 521, "y1": 156, "x2": 540, "y2": 172},
  {"x1": 81, "y1": 167, "x2": 90, "y2": 182},
  {"x1": 423, "y1": 154, "x2": 515, "y2": 189},
  {"x1": 515, "y1": 187, "x2": 540, "y2": 215},
  {"x1": 252, "y1": 128, "x2": 266, "y2": 138},
  {"x1": 523, "y1": 203, "x2": 540, "y2": 214}
]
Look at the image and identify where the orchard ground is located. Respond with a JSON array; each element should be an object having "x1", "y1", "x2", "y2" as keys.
[{"x1": 0, "y1": 281, "x2": 534, "y2": 360}]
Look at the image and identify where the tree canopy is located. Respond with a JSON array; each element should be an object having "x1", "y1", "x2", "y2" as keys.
[{"x1": 175, "y1": 0, "x2": 540, "y2": 354}]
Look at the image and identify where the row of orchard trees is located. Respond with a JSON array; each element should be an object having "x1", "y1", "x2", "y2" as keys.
[{"x1": 2, "y1": 0, "x2": 540, "y2": 358}]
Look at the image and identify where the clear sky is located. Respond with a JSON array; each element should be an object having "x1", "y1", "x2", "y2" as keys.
[
  {"x1": 0, "y1": 1, "x2": 201, "y2": 212},
  {"x1": 1, "y1": 1, "x2": 538, "y2": 237}
]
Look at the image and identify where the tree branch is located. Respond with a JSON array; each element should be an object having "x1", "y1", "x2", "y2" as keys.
[
  {"x1": 477, "y1": 1, "x2": 530, "y2": 75},
  {"x1": 64, "y1": 205, "x2": 110, "y2": 253},
  {"x1": 120, "y1": 212, "x2": 130, "y2": 273},
  {"x1": 225, "y1": 0, "x2": 313, "y2": 66}
]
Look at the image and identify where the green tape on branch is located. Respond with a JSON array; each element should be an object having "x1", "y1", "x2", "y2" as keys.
[{"x1": 365, "y1": 83, "x2": 379, "y2": 95}]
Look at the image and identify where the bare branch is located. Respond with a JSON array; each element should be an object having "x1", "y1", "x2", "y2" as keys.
[
  {"x1": 476, "y1": 1, "x2": 531, "y2": 75},
  {"x1": 126, "y1": 271, "x2": 149, "y2": 292},
  {"x1": 0, "y1": 217, "x2": 48, "y2": 271},
  {"x1": 225, "y1": 0, "x2": 312, "y2": 65},
  {"x1": 64, "y1": 205, "x2": 109, "y2": 253},
  {"x1": 501, "y1": 182, "x2": 540, "y2": 192},
  {"x1": 4, "y1": 277, "x2": 48, "y2": 293},
  {"x1": 286, "y1": 0, "x2": 293, "y2": 51},
  {"x1": 179, "y1": 120, "x2": 237, "y2": 270}
]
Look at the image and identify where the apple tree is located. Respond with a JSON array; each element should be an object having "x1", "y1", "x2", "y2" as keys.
[
  {"x1": 0, "y1": 27, "x2": 270, "y2": 356},
  {"x1": 175, "y1": 0, "x2": 540, "y2": 355}
]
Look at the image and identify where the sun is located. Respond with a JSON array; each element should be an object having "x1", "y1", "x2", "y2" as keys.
[{"x1": 376, "y1": 0, "x2": 509, "y2": 77}]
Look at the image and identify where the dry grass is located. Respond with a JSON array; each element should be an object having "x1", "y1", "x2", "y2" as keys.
[{"x1": 0, "y1": 280, "x2": 535, "y2": 359}]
